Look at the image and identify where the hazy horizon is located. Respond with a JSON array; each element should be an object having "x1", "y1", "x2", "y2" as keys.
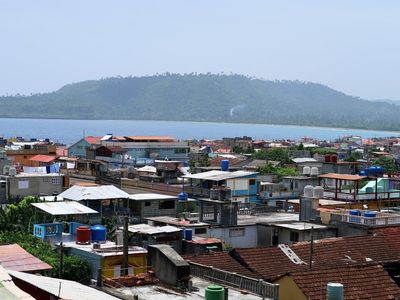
[{"x1": 1, "y1": 1, "x2": 399, "y2": 100}]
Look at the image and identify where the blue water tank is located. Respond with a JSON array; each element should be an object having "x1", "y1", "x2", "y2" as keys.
[
  {"x1": 181, "y1": 228, "x2": 186, "y2": 238},
  {"x1": 91, "y1": 225, "x2": 107, "y2": 242},
  {"x1": 178, "y1": 192, "x2": 188, "y2": 201},
  {"x1": 183, "y1": 161, "x2": 189, "y2": 167},
  {"x1": 363, "y1": 211, "x2": 377, "y2": 225},
  {"x1": 359, "y1": 170, "x2": 366, "y2": 176},
  {"x1": 349, "y1": 210, "x2": 361, "y2": 223},
  {"x1": 363, "y1": 211, "x2": 377, "y2": 218},
  {"x1": 184, "y1": 229, "x2": 193, "y2": 241},
  {"x1": 375, "y1": 166, "x2": 384, "y2": 173},
  {"x1": 221, "y1": 160, "x2": 229, "y2": 171}
]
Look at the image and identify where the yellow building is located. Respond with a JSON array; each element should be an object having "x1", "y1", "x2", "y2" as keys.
[{"x1": 63, "y1": 241, "x2": 147, "y2": 280}]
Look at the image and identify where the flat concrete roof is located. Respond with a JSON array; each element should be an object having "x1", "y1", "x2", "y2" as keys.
[
  {"x1": 104, "y1": 276, "x2": 267, "y2": 300},
  {"x1": 288, "y1": 199, "x2": 348, "y2": 206},
  {"x1": 146, "y1": 216, "x2": 209, "y2": 228},
  {"x1": 270, "y1": 222, "x2": 328, "y2": 231},
  {"x1": 62, "y1": 241, "x2": 147, "y2": 257}
]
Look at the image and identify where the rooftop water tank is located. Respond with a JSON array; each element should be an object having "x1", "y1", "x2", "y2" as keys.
[
  {"x1": 325, "y1": 155, "x2": 331, "y2": 162},
  {"x1": 8, "y1": 167, "x2": 16, "y2": 176},
  {"x1": 310, "y1": 167, "x2": 319, "y2": 176},
  {"x1": 76, "y1": 226, "x2": 91, "y2": 245},
  {"x1": 303, "y1": 185, "x2": 314, "y2": 198},
  {"x1": 303, "y1": 166, "x2": 311, "y2": 176},
  {"x1": 205, "y1": 285, "x2": 224, "y2": 300},
  {"x1": 3, "y1": 165, "x2": 9, "y2": 175},
  {"x1": 327, "y1": 282, "x2": 344, "y2": 300},
  {"x1": 184, "y1": 228, "x2": 193, "y2": 241},
  {"x1": 313, "y1": 186, "x2": 324, "y2": 198},
  {"x1": 349, "y1": 209, "x2": 361, "y2": 223},
  {"x1": 178, "y1": 191, "x2": 188, "y2": 201},
  {"x1": 363, "y1": 211, "x2": 377, "y2": 225},
  {"x1": 359, "y1": 170, "x2": 366, "y2": 176},
  {"x1": 330, "y1": 155, "x2": 338, "y2": 163},
  {"x1": 91, "y1": 225, "x2": 107, "y2": 242},
  {"x1": 221, "y1": 160, "x2": 229, "y2": 171}
]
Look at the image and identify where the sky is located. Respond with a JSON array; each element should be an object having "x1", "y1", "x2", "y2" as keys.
[{"x1": 0, "y1": 1, "x2": 399, "y2": 100}]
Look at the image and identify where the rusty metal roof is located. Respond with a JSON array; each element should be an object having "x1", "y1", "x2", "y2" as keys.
[
  {"x1": 318, "y1": 173, "x2": 366, "y2": 181},
  {"x1": 0, "y1": 244, "x2": 52, "y2": 273}
]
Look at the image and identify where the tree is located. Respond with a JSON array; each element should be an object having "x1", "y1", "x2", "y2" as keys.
[
  {"x1": 252, "y1": 148, "x2": 290, "y2": 164},
  {"x1": 374, "y1": 156, "x2": 397, "y2": 173},
  {"x1": 257, "y1": 164, "x2": 300, "y2": 180}
]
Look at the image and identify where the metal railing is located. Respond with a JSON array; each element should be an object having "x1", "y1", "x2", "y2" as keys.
[
  {"x1": 331, "y1": 210, "x2": 400, "y2": 226},
  {"x1": 188, "y1": 262, "x2": 279, "y2": 300}
]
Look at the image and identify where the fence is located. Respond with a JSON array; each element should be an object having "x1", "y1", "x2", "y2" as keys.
[{"x1": 188, "y1": 262, "x2": 279, "y2": 300}]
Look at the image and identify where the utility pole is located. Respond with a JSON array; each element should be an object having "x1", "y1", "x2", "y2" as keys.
[
  {"x1": 122, "y1": 216, "x2": 129, "y2": 276},
  {"x1": 59, "y1": 242, "x2": 63, "y2": 278},
  {"x1": 309, "y1": 226, "x2": 314, "y2": 271}
]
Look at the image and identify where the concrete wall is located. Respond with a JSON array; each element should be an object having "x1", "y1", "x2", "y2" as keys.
[
  {"x1": 274, "y1": 276, "x2": 307, "y2": 300},
  {"x1": 205, "y1": 225, "x2": 258, "y2": 248},
  {"x1": 148, "y1": 245, "x2": 190, "y2": 286},
  {"x1": 130, "y1": 200, "x2": 177, "y2": 221},
  {"x1": 2, "y1": 174, "x2": 64, "y2": 200}
]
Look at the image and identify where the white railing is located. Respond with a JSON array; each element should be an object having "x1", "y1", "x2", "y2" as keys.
[{"x1": 331, "y1": 210, "x2": 400, "y2": 226}]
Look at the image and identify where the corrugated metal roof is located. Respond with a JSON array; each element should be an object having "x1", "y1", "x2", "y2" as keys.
[
  {"x1": 31, "y1": 201, "x2": 98, "y2": 216},
  {"x1": 0, "y1": 266, "x2": 35, "y2": 300},
  {"x1": 58, "y1": 185, "x2": 129, "y2": 201},
  {"x1": 318, "y1": 173, "x2": 366, "y2": 181},
  {"x1": 0, "y1": 245, "x2": 52, "y2": 272},
  {"x1": 291, "y1": 158, "x2": 318, "y2": 163},
  {"x1": 129, "y1": 193, "x2": 177, "y2": 201},
  {"x1": 28, "y1": 155, "x2": 57, "y2": 163},
  {"x1": 127, "y1": 224, "x2": 181, "y2": 235},
  {"x1": 183, "y1": 170, "x2": 257, "y2": 181},
  {"x1": 8, "y1": 270, "x2": 120, "y2": 300}
]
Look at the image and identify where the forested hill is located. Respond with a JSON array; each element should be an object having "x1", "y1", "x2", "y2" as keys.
[{"x1": 1, "y1": 74, "x2": 399, "y2": 131}]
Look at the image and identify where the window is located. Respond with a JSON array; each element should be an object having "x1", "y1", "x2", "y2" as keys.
[
  {"x1": 174, "y1": 148, "x2": 187, "y2": 154},
  {"x1": 290, "y1": 231, "x2": 299, "y2": 243},
  {"x1": 51, "y1": 177, "x2": 61, "y2": 185},
  {"x1": 249, "y1": 179, "x2": 256, "y2": 186},
  {"x1": 144, "y1": 201, "x2": 151, "y2": 207},
  {"x1": 194, "y1": 228, "x2": 207, "y2": 234},
  {"x1": 229, "y1": 228, "x2": 245, "y2": 237},
  {"x1": 159, "y1": 200, "x2": 175, "y2": 210},
  {"x1": 18, "y1": 180, "x2": 29, "y2": 189}
]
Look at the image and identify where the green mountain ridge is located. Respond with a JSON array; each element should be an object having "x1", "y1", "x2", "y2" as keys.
[{"x1": 1, "y1": 74, "x2": 399, "y2": 131}]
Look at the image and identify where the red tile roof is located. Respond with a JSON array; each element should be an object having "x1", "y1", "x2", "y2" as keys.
[
  {"x1": 0, "y1": 244, "x2": 52, "y2": 272},
  {"x1": 184, "y1": 252, "x2": 260, "y2": 279},
  {"x1": 232, "y1": 227, "x2": 400, "y2": 281},
  {"x1": 84, "y1": 136, "x2": 101, "y2": 145},
  {"x1": 286, "y1": 264, "x2": 400, "y2": 300},
  {"x1": 29, "y1": 154, "x2": 57, "y2": 163}
]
